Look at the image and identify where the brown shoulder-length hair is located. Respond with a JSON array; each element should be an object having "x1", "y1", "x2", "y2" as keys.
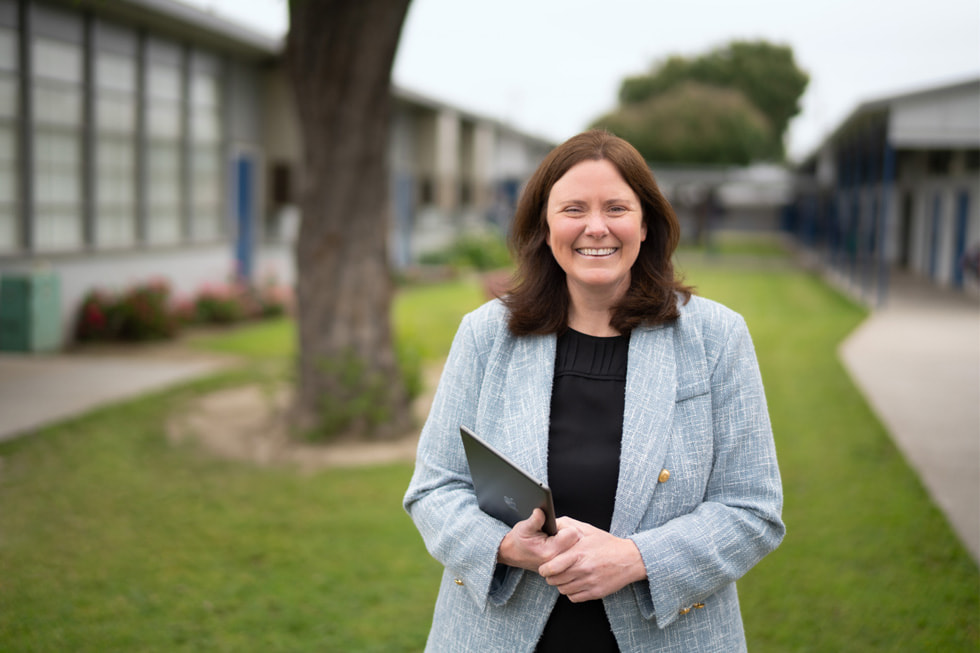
[{"x1": 503, "y1": 129, "x2": 692, "y2": 336}]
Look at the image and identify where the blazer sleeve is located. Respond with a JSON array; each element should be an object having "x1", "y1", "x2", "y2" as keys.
[
  {"x1": 628, "y1": 312, "x2": 785, "y2": 628},
  {"x1": 402, "y1": 305, "x2": 524, "y2": 611}
]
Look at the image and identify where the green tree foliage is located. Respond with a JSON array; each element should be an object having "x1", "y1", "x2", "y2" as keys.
[
  {"x1": 596, "y1": 82, "x2": 773, "y2": 166},
  {"x1": 597, "y1": 40, "x2": 809, "y2": 163}
]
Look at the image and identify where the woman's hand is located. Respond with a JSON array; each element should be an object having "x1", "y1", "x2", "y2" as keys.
[
  {"x1": 497, "y1": 509, "x2": 581, "y2": 572},
  {"x1": 537, "y1": 517, "x2": 647, "y2": 602}
]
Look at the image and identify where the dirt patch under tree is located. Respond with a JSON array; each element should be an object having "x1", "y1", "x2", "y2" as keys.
[{"x1": 166, "y1": 361, "x2": 443, "y2": 472}]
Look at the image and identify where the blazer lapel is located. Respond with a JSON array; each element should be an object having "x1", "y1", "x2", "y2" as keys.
[
  {"x1": 610, "y1": 323, "x2": 677, "y2": 537},
  {"x1": 476, "y1": 333, "x2": 556, "y2": 483},
  {"x1": 517, "y1": 334, "x2": 556, "y2": 482}
]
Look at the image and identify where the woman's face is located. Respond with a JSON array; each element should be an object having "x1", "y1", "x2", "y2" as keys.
[{"x1": 545, "y1": 159, "x2": 646, "y2": 301}]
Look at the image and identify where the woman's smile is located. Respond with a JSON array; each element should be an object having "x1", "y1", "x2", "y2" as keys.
[{"x1": 576, "y1": 247, "x2": 618, "y2": 257}]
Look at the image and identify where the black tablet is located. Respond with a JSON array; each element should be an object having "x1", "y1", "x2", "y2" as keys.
[{"x1": 459, "y1": 425, "x2": 557, "y2": 536}]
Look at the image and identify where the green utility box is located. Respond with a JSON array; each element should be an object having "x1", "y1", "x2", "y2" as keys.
[{"x1": 0, "y1": 270, "x2": 62, "y2": 352}]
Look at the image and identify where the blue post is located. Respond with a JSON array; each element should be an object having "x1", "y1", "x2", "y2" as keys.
[
  {"x1": 953, "y1": 191, "x2": 969, "y2": 288},
  {"x1": 393, "y1": 172, "x2": 416, "y2": 268},
  {"x1": 830, "y1": 154, "x2": 844, "y2": 269},
  {"x1": 236, "y1": 157, "x2": 254, "y2": 281},
  {"x1": 878, "y1": 142, "x2": 895, "y2": 306},
  {"x1": 929, "y1": 193, "x2": 942, "y2": 281},
  {"x1": 848, "y1": 141, "x2": 862, "y2": 289}
]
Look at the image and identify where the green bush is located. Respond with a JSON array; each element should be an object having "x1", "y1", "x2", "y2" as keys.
[
  {"x1": 192, "y1": 283, "x2": 250, "y2": 324},
  {"x1": 255, "y1": 277, "x2": 292, "y2": 318},
  {"x1": 419, "y1": 232, "x2": 512, "y2": 271},
  {"x1": 310, "y1": 349, "x2": 399, "y2": 440},
  {"x1": 189, "y1": 278, "x2": 292, "y2": 325},
  {"x1": 304, "y1": 343, "x2": 423, "y2": 442}
]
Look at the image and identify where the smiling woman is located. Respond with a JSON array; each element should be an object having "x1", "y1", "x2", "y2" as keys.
[
  {"x1": 506, "y1": 130, "x2": 692, "y2": 336},
  {"x1": 544, "y1": 159, "x2": 647, "y2": 336},
  {"x1": 404, "y1": 130, "x2": 785, "y2": 652}
]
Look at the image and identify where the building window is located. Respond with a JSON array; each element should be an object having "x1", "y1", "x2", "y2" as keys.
[
  {"x1": 965, "y1": 149, "x2": 980, "y2": 172},
  {"x1": 189, "y1": 64, "x2": 222, "y2": 241},
  {"x1": 94, "y1": 51, "x2": 136, "y2": 248},
  {"x1": 0, "y1": 26, "x2": 18, "y2": 253},
  {"x1": 927, "y1": 150, "x2": 952, "y2": 176},
  {"x1": 32, "y1": 35, "x2": 83, "y2": 251},
  {"x1": 146, "y1": 61, "x2": 182, "y2": 245}
]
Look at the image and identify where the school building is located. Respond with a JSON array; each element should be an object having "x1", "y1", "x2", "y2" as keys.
[
  {"x1": 787, "y1": 77, "x2": 980, "y2": 302},
  {"x1": 0, "y1": 0, "x2": 553, "y2": 349}
]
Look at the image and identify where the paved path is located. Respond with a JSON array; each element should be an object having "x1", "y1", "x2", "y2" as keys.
[
  {"x1": 0, "y1": 344, "x2": 235, "y2": 443},
  {"x1": 839, "y1": 272, "x2": 980, "y2": 562}
]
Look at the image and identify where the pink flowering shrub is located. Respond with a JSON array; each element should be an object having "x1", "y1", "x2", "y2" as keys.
[
  {"x1": 256, "y1": 272, "x2": 293, "y2": 318},
  {"x1": 74, "y1": 290, "x2": 117, "y2": 341},
  {"x1": 74, "y1": 278, "x2": 177, "y2": 342},
  {"x1": 73, "y1": 274, "x2": 294, "y2": 342},
  {"x1": 172, "y1": 295, "x2": 198, "y2": 325},
  {"x1": 193, "y1": 282, "x2": 250, "y2": 324}
]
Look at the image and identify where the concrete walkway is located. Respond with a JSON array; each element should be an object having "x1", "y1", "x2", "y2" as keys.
[
  {"x1": 0, "y1": 343, "x2": 235, "y2": 443},
  {"x1": 839, "y1": 272, "x2": 980, "y2": 562}
]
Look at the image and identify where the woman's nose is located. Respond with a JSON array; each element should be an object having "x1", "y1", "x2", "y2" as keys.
[{"x1": 584, "y1": 212, "x2": 609, "y2": 237}]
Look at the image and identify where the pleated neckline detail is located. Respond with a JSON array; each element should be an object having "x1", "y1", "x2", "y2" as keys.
[{"x1": 554, "y1": 328, "x2": 628, "y2": 381}]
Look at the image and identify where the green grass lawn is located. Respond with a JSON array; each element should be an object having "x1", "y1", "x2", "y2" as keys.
[{"x1": 1, "y1": 251, "x2": 977, "y2": 651}]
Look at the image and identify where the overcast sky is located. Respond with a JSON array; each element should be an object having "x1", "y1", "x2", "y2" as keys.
[{"x1": 183, "y1": 0, "x2": 980, "y2": 161}]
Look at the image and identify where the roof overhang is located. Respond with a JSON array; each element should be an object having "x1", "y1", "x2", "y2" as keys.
[
  {"x1": 45, "y1": 0, "x2": 283, "y2": 61},
  {"x1": 887, "y1": 79, "x2": 980, "y2": 148},
  {"x1": 798, "y1": 76, "x2": 980, "y2": 166}
]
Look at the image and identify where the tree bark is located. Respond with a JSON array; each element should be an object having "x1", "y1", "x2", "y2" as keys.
[{"x1": 286, "y1": 0, "x2": 413, "y2": 438}]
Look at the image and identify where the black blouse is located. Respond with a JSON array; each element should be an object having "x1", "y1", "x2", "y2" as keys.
[{"x1": 536, "y1": 328, "x2": 627, "y2": 653}]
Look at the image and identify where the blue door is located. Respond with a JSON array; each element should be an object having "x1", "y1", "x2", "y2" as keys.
[
  {"x1": 952, "y1": 191, "x2": 969, "y2": 288},
  {"x1": 393, "y1": 172, "x2": 415, "y2": 268},
  {"x1": 928, "y1": 192, "x2": 942, "y2": 280},
  {"x1": 235, "y1": 156, "x2": 254, "y2": 281}
]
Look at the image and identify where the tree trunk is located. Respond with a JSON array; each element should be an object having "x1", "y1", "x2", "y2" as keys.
[{"x1": 286, "y1": 0, "x2": 413, "y2": 438}]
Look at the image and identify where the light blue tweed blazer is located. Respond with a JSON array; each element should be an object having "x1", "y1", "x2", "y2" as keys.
[{"x1": 403, "y1": 295, "x2": 784, "y2": 652}]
